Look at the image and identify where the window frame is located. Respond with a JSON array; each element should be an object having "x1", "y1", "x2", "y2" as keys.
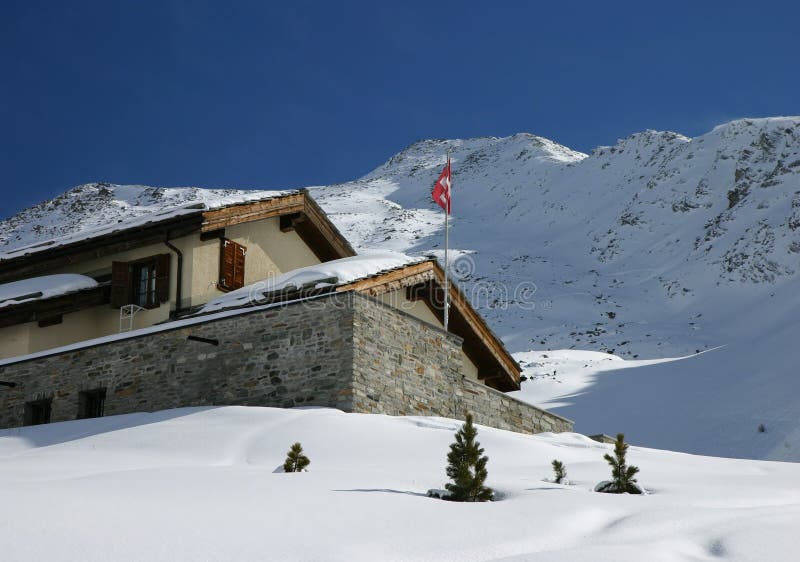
[
  {"x1": 111, "y1": 254, "x2": 170, "y2": 309},
  {"x1": 132, "y1": 259, "x2": 159, "y2": 309}
]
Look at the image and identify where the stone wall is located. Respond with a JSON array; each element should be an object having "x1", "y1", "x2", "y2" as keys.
[
  {"x1": 0, "y1": 293, "x2": 356, "y2": 427},
  {"x1": 0, "y1": 292, "x2": 572, "y2": 435},
  {"x1": 350, "y1": 294, "x2": 573, "y2": 434}
]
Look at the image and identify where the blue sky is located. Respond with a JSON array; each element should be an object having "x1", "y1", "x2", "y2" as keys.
[{"x1": 1, "y1": 0, "x2": 798, "y2": 216}]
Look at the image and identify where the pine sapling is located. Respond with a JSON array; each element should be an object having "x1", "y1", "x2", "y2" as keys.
[
  {"x1": 444, "y1": 413, "x2": 493, "y2": 502},
  {"x1": 597, "y1": 433, "x2": 641, "y2": 494},
  {"x1": 552, "y1": 459, "x2": 567, "y2": 484},
  {"x1": 283, "y1": 442, "x2": 310, "y2": 473}
]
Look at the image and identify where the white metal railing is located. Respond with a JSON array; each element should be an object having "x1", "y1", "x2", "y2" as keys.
[{"x1": 119, "y1": 304, "x2": 145, "y2": 333}]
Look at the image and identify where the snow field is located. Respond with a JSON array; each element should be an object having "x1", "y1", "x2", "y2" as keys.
[{"x1": 0, "y1": 406, "x2": 798, "y2": 561}]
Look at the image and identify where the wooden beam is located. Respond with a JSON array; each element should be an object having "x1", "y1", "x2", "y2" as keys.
[
  {"x1": 337, "y1": 262, "x2": 435, "y2": 295},
  {"x1": 201, "y1": 194, "x2": 305, "y2": 232},
  {"x1": 279, "y1": 213, "x2": 303, "y2": 232}
]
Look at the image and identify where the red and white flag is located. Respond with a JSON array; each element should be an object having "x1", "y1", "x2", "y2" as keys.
[{"x1": 432, "y1": 156, "x2": 451, "y2": 214}]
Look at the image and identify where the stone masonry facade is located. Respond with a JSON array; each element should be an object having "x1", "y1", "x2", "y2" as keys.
[{"x1": 0, "y1": 292, "x2": 572, "y2": 434}]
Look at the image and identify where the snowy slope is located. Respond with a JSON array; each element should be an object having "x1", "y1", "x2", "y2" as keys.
[
  {"x1": 1, "y1": 406, "x2": 798, "y2": 562},
  {"x1": 309, "y1": 118, "x2": 800, "y2": 461},
  {"x1": 2, "y1": 117, "x2": 800, "y2": 460},
  {"x1": 313, "y1": 118, "x2": 800, "y2": 358}
]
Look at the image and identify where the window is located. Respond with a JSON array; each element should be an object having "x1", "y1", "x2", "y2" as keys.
[
  {"x1": 218, "y1": 239, "x2": 246, "y2": 291},
  {"x1": 78, "y1": 388, "x2": 106, "y2": 419},
  {"x1": 24, "y1": 398, "x2": 52, "y2": 426},
  {"x1": 111, "y1": 254, "x2": 170, "y2": 309},
  {"x1": 133, "y1": 260, "x2": 158, "y2": 308}
]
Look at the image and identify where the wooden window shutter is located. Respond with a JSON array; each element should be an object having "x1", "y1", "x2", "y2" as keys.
[
  {"x1": 111, "y1": 261, "x2": 131, "y2": 308},
  {"x1": 155, "y1": 253, "x2": 171, "y2": 303},
  {"x1": 219, "y1": 239, "x2": 246, "y2": 291}
]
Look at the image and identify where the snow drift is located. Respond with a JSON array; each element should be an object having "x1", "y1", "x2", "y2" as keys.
[{"x1": 0, "y1": 406, "x2": 798, "y2": 562}]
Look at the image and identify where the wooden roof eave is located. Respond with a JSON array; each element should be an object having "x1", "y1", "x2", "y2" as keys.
[
  {"x1": 0, "y1": 191, "x2": 353, "y2": 285},
  {"x1": 430, "y1": 260, "x2": 521, "y2": 380},
  {"x1": 200, "y1": 190, "x2": 356, "y2": 261},
  {"x1": 0, "y1": 214, "x2": 203, "y2": 284}
]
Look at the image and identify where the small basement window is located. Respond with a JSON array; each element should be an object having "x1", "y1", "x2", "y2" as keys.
[
  {"x1": 24, "y1": 398, "x2": 52, "y2": 426},
  {"x1": 78, "y1": 388, "x2": 106, "y2": 419}
]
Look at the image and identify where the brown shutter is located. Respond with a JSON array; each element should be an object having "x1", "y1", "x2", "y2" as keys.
[
  {"x1": 219, "y1": 239, "x2": 234, "y2": 290},
  {"x1": 232, "y1": 242, "x2": 246, "y2": 290},
  {"x1": 155, "y1": 253, "x2": 171, "y2": 303},
  {"x1": 110, "y1": 261, "x2": 131, "y2": 308},
  {"x1": 219, "y1": 239, "x2": 246, "y2": 291}
]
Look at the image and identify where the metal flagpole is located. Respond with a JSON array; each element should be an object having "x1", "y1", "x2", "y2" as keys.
[{"x1": 444, "y1": 149, "x2": 450, "y2": 332}]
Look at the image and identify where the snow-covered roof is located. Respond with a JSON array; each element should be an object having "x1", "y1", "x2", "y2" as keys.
[
  {"x1": 0, "y1": 274, "x2": 99, "y2": 309},
  {"x1": 199, "y1": 252, "x2": 427, "y2": 314},
  {"x1": 0, "y1": 188, "x2": 295, "y2": 262}
]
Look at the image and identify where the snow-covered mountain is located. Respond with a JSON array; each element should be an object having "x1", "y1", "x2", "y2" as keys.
[{"x1": 3, "y1": 117, "x2": 800, "y2": 461}]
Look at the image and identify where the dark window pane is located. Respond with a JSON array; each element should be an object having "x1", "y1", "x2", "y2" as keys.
[
  {"x1": 24, "y1": 399, "x2": 52, "y2": 426},
  {"x1": 78, "y1": 388, "x2": 106, "y2": 419}
]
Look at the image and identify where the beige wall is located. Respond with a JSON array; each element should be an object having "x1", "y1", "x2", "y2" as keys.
[
  {"x1": 0, "y1": 323, "x2": 31, "y2": 358},
  {"x1": 1, "y1": 216, "x2": 323, "y2": 359},
  {"x1": 228, "y1": 218, "x2": 321, "y2": 279},
  {"x1": 375, "y1": 289, "x2": 480, "y2": 381},
  {"x1": 189, "y1": 218, "x2": 321, "y2": 306}
]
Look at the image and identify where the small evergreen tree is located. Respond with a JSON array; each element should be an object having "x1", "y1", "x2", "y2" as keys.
[
  {"x1": 597, "y1": 433, "x2": 641, "y2": 494},
  {"x1": 551, "y1": 459, "x2": 567, "y2": 484},
  {"x1": 283, "y1": 442, "x2": 310, "y2": 472},
  {"x1": 444, "y1": 413, "x2": 493, "y2": 502}
]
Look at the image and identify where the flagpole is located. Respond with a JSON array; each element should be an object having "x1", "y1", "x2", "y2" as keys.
[{"x1": 444, "y1": 149, "x2": 450, "y2": 332}]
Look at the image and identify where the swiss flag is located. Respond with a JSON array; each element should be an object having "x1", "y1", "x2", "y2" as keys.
[{"x1": 432, "y1": 156, "x2": 451, "y2": 214}]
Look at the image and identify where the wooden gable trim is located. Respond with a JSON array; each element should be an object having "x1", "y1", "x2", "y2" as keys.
[
  {"x1": 200, "y1": 190, "x2": 356, "y2": 262},
  {"x1": 429, "y1": 261, "x2": 521, "y2": 386},
  {"x1": 0, "y1": 285, "x2": 112, "y2": 329},
  {"x1": 336, "y1": 261, "x2": 435, "y2": 296},
  {"x1": 300, "y1": 192, "x2": 357, "y2": 260},
  {"x1": 200, "y1": 193, "x2": 306, "y2": 232},
  {"x1": 337, "y1": 260, "x2": 521, "y2": 391}
]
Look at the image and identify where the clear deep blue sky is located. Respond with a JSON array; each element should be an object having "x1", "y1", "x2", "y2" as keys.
[{"x1": 2, "y1": 0, "x2": 798, "y2": 217}]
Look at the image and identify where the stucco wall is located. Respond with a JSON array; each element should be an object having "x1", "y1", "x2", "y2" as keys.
[
  {"x1": 227, "y1": 219, "x2": 321, "y2": 282},
  {"x1": 0, "y1": 292, "x2": 571, "y2": 435},
  {"x1": 0, "y1": 323, "x2": 31, "y2": 358},
  {"x1": 0, "y1": 217, "x2": 323, "y2": 359}
]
